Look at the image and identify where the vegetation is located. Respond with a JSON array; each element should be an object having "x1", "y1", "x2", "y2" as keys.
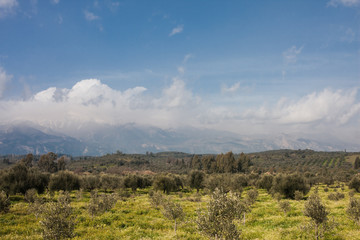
[{"x1": 1, "y1": 150, "x2": 360, "y2": 239}]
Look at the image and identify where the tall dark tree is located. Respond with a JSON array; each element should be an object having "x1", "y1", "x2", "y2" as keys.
[
  {"x1": 20, "y1": 153, "x2": 34, "y2": 168},
  {"x1": 38, "y1": 152, "x2": 58, "y2": 173},
  {"x1": 189, "y1": 170, "x2": 205, "y2": 193},
  {"x1": 190, "y1": 155, "x2": 202, "y2": 170},
  {"x1": 354, "y1": 157, "x2": 360, "y2": 169}
]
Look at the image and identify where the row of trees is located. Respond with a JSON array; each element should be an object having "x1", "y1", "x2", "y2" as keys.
[{"x1": 190, "y1": 152, "x2": 252, "y2": 173}]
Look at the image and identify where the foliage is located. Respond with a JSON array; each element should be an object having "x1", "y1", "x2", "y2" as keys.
[
  {"x1": 40, "y1": 191, "x2": 76, "y2": 240},
  {"x1": 246, "y1": 188, "x2": 259, "y2": 205},
  {"x1": 38, "y1": 152, "x2": 58, "y2": 173},
  {"x1": 328, "y1": 192, "x2": 345, "y2": 201},
  {"x1": 189, "y1": 170, "x2": 205, "y2": 192},
  {"x1": 24, "y1": 188, "x2": 38, "y2": 203},
  {"x1": 294, "y1": 190, "x2": 304, "y2": 201},
  {"x1": 88, "y1": 190, "x2": 117, "y2": 217},
  {"x1": 197, "y1": 188, "x2": 245, "y2": 240},
  {"x1": 81, "y1": 175, "x2": 101, "y2": 191},
  {"x1": 49, "y1": 171, "x2": 81, "y2": 192},
  {"x1": 271, "y1": 173, "x2": 310, "y2": 199},
  {"x1": 0, "y1": 190, "x2": 10, "y2": 213},
  {"x1": 354, "y1": 157, "x2": 360, "y2": 169},
  {"x1": 0, "y1": 162, "x2": 49, "y2": 194},
  {"x1": 124, "y1": 174, "x2": 152, "y2": 191},
  {"x1": 278, "y1": 200, "x2": 291, "y2": 215},
  {"x1": 161, "y1": 197, "x2": 185, "y2": 233},
  {"x1": 148, "y1": 190, "x2": 164, "y2": 208},
  {"x1": 153, "y1": 174, "x2": 179, "y2": 194},
  {"x1": 347, "y1": 197, "x2": 360, "y2": 225},
  {"x1": 257, "y1": 174, "x2": 273, "y2": 191},
  {"x1": 304, "y1": 193, "x2": 329, "y2": 240},
  {"x1": 349, "y1": 174, "x2": 360, "y2": 192}
]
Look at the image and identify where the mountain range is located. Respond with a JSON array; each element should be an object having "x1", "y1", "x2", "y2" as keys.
[{"x1": 0, "y1": 123, "x2": 357, "y2": 156}]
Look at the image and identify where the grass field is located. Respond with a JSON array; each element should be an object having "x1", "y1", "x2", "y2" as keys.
[{"x1": 1, "y1": 185, "x2": 360, "y2": 240}]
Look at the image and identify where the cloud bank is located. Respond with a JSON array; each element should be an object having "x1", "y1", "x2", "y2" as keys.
[{"x1": 0, "y1": 78, "x2": 359, "y2": 144}]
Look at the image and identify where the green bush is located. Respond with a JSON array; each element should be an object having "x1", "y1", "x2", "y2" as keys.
[
  {"x1": 49, "y1": 171, "x2": 80, "y2": 192},
  {"x1": 0, "y1": 190, "x2": 10, "y2": 213}
]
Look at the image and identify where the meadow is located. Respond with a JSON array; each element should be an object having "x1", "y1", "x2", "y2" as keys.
[{"x1": 1, "y1": 184, "x2": 359, "y2": 240}]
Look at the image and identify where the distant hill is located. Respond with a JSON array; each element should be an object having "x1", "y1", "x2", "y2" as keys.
[
  {"x1": 0, "y1": 125, "x2": 86, "y2": 155},
  {"x1": 0, "y1": 123, "x2": 358, "y2": 156}
]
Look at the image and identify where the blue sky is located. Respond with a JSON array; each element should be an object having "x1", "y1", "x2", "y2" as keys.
[{"x1": 0, "y1": 0, "x2": 359, "y2": 145}]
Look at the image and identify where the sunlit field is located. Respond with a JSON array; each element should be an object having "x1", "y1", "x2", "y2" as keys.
[{"x1": 1, "y1": 184, "x2": 359, "y2": 240}]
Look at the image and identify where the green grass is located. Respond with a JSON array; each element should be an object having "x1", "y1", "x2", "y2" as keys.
[{"x1": 1, "y1": 186, "x2": 360, "y2": 239}]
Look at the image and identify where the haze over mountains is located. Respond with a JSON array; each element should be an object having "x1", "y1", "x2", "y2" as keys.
[{"x1": 0, "y1": 122, "x2": 356, "y2": 156}]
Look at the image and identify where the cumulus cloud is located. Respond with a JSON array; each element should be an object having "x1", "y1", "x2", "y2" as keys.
[
  {"x1": 0, "y1": 77, "x2": 359, "y2": 143},
  {"x1": 327, "y1": 0, "x2": 360, "y2": 7},
  {"x1": 244, "y1": 88, "x2": 360, "y2": 126},
  {"x1": 84, "y1": 10, "x2": 99, "y2": 21},
  {"x1": 169, "y1": 25, "x2": 183, "y2": 36},
  {"x1": 283, "y1": 45, "x2": 303, "y2": 64},
  {"x1": 0, "y1": 67, "x2": 12, "y2": 98},
  {"x1": 0, "y1": 78, "x2": 202, "y2": 131},
  {"x1": 221, "y1": 82, "x2": 241, "y2": 94},
  {"x1": 0, "y1": 0, "x2": 18, "y2": 18}
]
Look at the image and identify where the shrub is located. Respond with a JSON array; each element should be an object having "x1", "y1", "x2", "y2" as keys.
[
  {"x1": 271, "y1": 173, "x2": 310, "y2": 199},
  {"x1": 161, "y1": 198, "x2": 184, "y2": 233},
  {"x1": 347, "y1": 197, "x2": 360, "y2": 225},
  {"x1": 294, "y1": 190, "x2": 304, "y2": 201},
  {"x1": 196, "y1": 188, "x2": 245, "y2": 239},
  {"x1": 349, "y1": 174, "x2": 360, "y2": 192},
  {"x1": 304, "y1": 193, "x2": 329, "y2": 240},
  {"x1": 189, "y1": 171, "x2": 205, "y2": 193},
  {"x1": 81, "y1": 175, "x2": 101, "y2": 191},
  {"x1": 0, "y1": 190, "x2": 10, "y2": 213},
  {"x1": 88, "y1": 190, "x2": 117, "y2": 217},
  {"x1": 153, "y1": 175, "x2": 177, "y2": 194},
  {"x1": 257, "y1": 174, "x2": 273, "y2": 192},
  {"x1": 328, "y1": 192, "x2": 345, "y2": 201},
  {"x1": 148, "y1": 190, "x2": 164, "y2": 209},
  {"x1": 24, "y1": 188, "x2": 38, "y2": 203},
  {"x1": 246, "y1": 189, "x2": 259, "y2": 205},
  {"x1": 279, "y1": 200, "x2": 291, "y2": 215},
  {"x1": 49, "y1": 171, "x2": 80, "y2": 192},
  {"x1": 40, "y1": 191, "x2": 75, "y2": 240}
]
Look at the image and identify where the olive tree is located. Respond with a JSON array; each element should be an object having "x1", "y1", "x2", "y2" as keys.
[
  {"x1": 197, "y1": 188, "x2": 246, "y2": 239},
  {"x1": 161, "y1": 198, "x2": 184, "y2": 233},
  {"x1": 40, "y1": 191, "x2": 76, "y2": 240},
  {"x1": 304, "y1": 193, "x2": 329, "y2": 240},
  {"x1": 347, "y1": 197, "x2": 360, "y2": 225},
  {"x1": 0, "y1": 190, "x2": 10, "y2": 213}
]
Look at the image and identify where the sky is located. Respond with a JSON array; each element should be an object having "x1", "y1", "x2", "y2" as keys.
[{"x1": 0, "y1": 0, "x2": 359, "y2": 145}]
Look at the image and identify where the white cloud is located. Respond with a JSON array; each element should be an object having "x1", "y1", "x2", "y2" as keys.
[
  {"x1": 169, "y1": 25, "x2": 183, "y2": 36},
  {"x1": 221, "y1": 82, "x2": 241, "y2": 94},
  {"x1": 244, "y1": 88, "x2": 360, "y2": 126},
  {"x1": 283, "y1": 45, "x2": 303, "y2": 64},
  {"x1": 51, "y1": 0, "x2": 59, "y2": 4},
  {"x1": 183, "y1": 54, "x2": 193, "y2": 63},
  {"x1": 0, "y1": 0, "x2": 18, "y2": 18},
  {"x1": 84, "y1": 10, "x2": 99, "y2": 21},
  {"x1": 0, "y1": 67, "x2": 12, "y2": 98},
  {"x1": 327, "y1": 0, "x2": 360, "y2": 7},
  {"x1": 0, "y1": 77, "x2": 359, "y2": 144},
  {"x1": 278, "y1": 88, "x2": 360, "y2": 124},
  {"x1": 177, "y1": 66, "x2": 185, "y2": 74}
]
